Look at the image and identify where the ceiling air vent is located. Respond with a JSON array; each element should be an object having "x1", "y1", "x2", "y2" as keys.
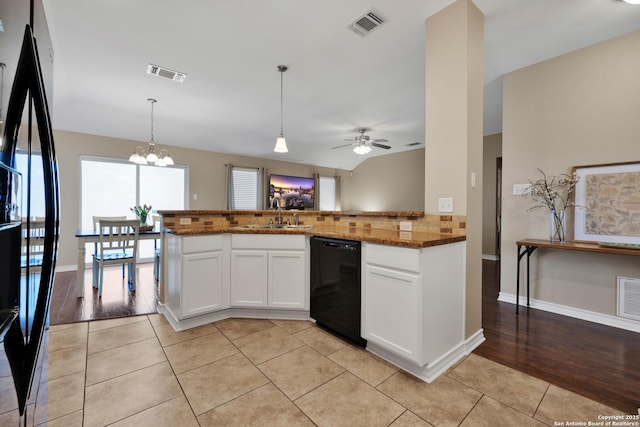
[
  {"x1": 347, "y1": 8, "x2": 387, "y2": 37},
  {"x1": 146, "y1": 63, "x2": 187, "y2": 83},
  {"x1": 406, "y1": 142, "x2": 423, "y2": 147}
]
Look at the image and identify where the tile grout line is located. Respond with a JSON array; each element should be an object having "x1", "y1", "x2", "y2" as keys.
[{"x1": 150, "y1": 315, "x2": 203, "y2": 424}]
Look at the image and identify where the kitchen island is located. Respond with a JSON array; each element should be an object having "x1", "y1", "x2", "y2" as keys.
[{"x1": 158, "y1": 210, "x2": 481, "y2": 383}]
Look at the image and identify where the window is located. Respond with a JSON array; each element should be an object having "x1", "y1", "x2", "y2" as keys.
[
  {"x1": 319, "y1": 176, "x2": 337, "y2": 211},
  {"x1": 229, "y1": 166, "x2": 260, "y2": 209},
  {"x1": 80, "y1": 157, "x2": 187, "y2": 261}
]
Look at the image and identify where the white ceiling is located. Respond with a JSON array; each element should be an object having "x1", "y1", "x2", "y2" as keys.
[{"x1": 9, "y1": 1, "x2": 640, "y2": 170}]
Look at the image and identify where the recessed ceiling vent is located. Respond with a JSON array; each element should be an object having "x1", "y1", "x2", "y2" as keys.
[
  {"x1": 146, "y1": 64, "x2": 187, "y2": 83},
  {"x1": 406, "y1": 142, "x2": 423, "y2": 147},
  {"x1": 347, "y1": 8, "x2": 387, "y2": 37}
]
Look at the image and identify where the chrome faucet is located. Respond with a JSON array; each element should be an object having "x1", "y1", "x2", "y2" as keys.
[{"x1": 275, "y1": 198, "x2": 282, "y2": 225}]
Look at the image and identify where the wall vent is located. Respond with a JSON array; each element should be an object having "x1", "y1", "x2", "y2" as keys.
[
  {"x1": 347, "y1": 8, "x2": 387, "y2": 37},
  {"x1": 617, "y1": 276, "x2": 640, "y2": 321},
  {"x1": 146, "y1": 64, "x2": 187, "y2": 83}
]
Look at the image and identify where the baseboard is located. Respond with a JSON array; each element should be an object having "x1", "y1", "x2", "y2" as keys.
[
  {"x1": 55, "y1": 260, "x2": 156, "y2": 274},
  {"x1": 365, "y1": 329, "x2": 485, "y2": 383},
  {"x1": 55, "y1": 264, "x2": 77, "y2": 273},
  {"x1": 498, "y1": 292, "x2": 640, "y2": 333},
  {"x1": 482, "y1": 254, "x2": 499, "y2": 261},
  {"x1": 161, "y1": 306, "x2": 311, "y2": 331}
]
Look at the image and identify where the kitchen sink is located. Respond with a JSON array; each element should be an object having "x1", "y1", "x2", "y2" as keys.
[{"x1": 230, "y1": 224, "x2": 313, "y2": 230}]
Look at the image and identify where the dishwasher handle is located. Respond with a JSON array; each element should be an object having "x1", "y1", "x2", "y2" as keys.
[{"x1": 323, "y1": 241, "x2": 358, "y2": 251}]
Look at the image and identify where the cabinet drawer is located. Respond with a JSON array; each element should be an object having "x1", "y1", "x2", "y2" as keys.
[
  {"x1": 365, "y1": 243, "x2": 421, "y2": 274},
  {"x1": 183, "y1": 234, "x2": 224, "y2": 253},
  {"x1": 232, "y1": 234, "x2": 306, "y2": 250}
]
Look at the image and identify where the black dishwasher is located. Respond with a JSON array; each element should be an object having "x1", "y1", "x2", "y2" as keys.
[{"x1": 310, "y1": 236, "x2": 366, "y2": 347}]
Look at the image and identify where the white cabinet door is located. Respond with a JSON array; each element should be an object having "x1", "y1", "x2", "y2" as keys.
[
  {"x1": 230, "y1": 250, "x2": 268, "y2": 307},
  {"x1": 268, "y1": 251, "x2": 306, "y2": 309},
  {"x1": 181, "y1": 251, "x2": 226, "y2": 318},
  {"x1": 364, "y1": 265, "x2": 421, "y2": 363}
]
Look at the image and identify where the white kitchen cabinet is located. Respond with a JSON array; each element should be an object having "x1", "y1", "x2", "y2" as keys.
[
  {"x1": 268, "y1": 251, "x2": 307, "y2": 309},
  {"x1": 231, "y1": 234, "x2": 308, "y2": 310},
  {"x1": 165, "y1": 234, "x2": 230, "y2": 320},
  {"x1": 230, "y1": 250, "x2": 268, "y2": 307},
  {"x1": 363, "y1": 241, "x2": 466, "y2": 379},
  {"x1": 365, "y1": 264, "x2": 421, "y2": 362}
]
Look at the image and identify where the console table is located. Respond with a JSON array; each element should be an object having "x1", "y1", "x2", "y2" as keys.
[{"x1": 515, "y1": 239, "x2": 640, "y2": 314}]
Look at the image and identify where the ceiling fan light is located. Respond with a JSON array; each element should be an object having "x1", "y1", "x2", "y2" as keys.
[
  {"x1": 274, "y1": 134, "x2": 288, "y2": 153},
  {"x1": 353, "y1": 144, "x2": 371, "y2": 155}
]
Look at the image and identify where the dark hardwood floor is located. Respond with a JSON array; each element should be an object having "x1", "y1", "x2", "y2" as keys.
[
  {"x1": 475, "y1": 259, "x2": 640, "y2": 414},
  {"x1": 49, "y1": 263, "x2": 158, "y2": 325}
]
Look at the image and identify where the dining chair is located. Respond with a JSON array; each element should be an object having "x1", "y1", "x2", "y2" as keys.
[
  {"x1": 152, "y1": 214, "x2": 162, "y2": 281},
  {"x1": 95, "y1": 219, "x2": 140, "y2": 297},
  {"x1": 20, "y1": 218, "x2": 46, "y2": 272},
  {"x1": 92, "y1": 215, "x2": 126, "y2": 287}
]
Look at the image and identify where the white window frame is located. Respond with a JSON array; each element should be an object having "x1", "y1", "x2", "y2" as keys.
[
  {"x1": 229, "y1": 165, "x2": 262, "y2": 210},
  {"x1": 318, "y1": 175, "x2": 337, "y2": 211}
]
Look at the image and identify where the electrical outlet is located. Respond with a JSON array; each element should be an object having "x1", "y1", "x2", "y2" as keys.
[
  {"x1": 179, "y1": 217, "x2": 191, "y2": 225},
  {"x1": 513, "y1": 183, "x2": 531, "y2": 195},
  {"x1": 399, "y1": 221, "x2": 412, "y2": 231},
  {"x1": 438, "y1": 197, "x2": 454, "y2": 213}
]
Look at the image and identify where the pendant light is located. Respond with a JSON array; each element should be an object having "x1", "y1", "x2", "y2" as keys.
[
  {"x1": 273, "y1": 65, "x2": 288, "y2": 153},
  {"x1": 129, "y1": 98, "x2": 174, "y2": 166}
]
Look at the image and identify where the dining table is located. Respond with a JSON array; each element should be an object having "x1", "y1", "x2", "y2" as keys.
[{"x1": 74, "y1": 228, "x2": 161, "y2": 297}]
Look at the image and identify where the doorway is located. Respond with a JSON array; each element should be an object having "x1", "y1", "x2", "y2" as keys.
[{"x1": 495, "y1": 157, "x2": 502, "y2": 260}]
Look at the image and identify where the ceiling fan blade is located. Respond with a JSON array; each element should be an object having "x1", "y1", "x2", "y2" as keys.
[
  {"x1": 372, "y1": 139, "x2": 388, "y2": 143},
  {"x1": 332, "y1": 143, "x2": 355, "y2": 149},
  {"x1": 371, "y1": 142, "x2": 391, "y2": 149}
]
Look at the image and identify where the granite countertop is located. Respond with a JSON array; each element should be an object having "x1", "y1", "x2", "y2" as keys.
[
  {"x1": 166, "y1": 225, "x2": 465, "y2": 249},
  {"x1": 157, "y1": 209, "x2": 425, "y2": 218}
]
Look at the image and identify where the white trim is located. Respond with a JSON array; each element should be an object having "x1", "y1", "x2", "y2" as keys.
[
  {"x1": 365, "y1": 329, "x2": 485, "y2": 383},
  {"x1": 54, "y1": 264, "x2": 77, "y2": 273},
  {"x1": 482, "y1": 254, "x2": 499, "y2": 261},
  {"x1": 498, "y1": 292, "x2": 640, "y2": 333},
  {"x1": 161, "y1": 306, "x2": 310, "y2": 332}
]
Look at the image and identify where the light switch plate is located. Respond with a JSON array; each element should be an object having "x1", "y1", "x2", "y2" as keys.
[
  {"x1": 399, "y1": 221, "x2": 412, "y2": 231},
  {"x1": 179, "y1": 217, "x2": 192, "y2": 225},
  {"x1": 438, "y1": 197, "x2": 454, "y2": 213}
]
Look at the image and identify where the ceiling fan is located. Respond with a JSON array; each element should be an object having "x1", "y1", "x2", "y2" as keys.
[{"x1": 332, "y1": 128, "x2": 391, "y2": 155}]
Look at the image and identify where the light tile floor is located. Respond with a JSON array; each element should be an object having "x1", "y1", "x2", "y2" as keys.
[{"x1": 0, "y1": 315, "x2": 630, "y2": 426}]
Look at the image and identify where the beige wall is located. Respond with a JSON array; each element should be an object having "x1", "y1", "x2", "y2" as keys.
[
  {"x1": 501, "y1": 30, "x2": 640, "y2": 315},
  {"x1": 482, "y1": 133, "x2": 502, "y2": 257},
  {"x1": 53, "y1": 130, "x2": 350, "y2": 268},
  {"x1": 425, "y1": 0, "x2": 484, "y2": 339},
  {"x1": 345, "y1": 149, "x2": 425, "y2": 212}
]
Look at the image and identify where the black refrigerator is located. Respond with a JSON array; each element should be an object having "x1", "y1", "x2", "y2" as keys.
[{"x1": 0, "y1": 1, "x2": 60, "y2": 421}]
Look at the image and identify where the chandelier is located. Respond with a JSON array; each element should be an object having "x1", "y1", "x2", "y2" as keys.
[{"x1": 129, "y1": 98, "x2": 174, "y2": 166}]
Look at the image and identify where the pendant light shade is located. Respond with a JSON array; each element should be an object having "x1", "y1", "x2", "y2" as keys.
[
  {"x1": 274, "y1": 65, "x2": 288, "y2": 153},
  {"x1": 129, "y1": 98, "x2": 174, "y2": 166}
]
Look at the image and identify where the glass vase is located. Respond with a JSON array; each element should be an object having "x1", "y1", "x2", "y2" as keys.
[{"x1": 550, "y1": 209, "x2": 566, "y2": 242}]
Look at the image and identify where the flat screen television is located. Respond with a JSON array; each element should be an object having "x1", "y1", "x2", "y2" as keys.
[{"x1": 269, "y1": 174, "x2": 315, "y2": 210}]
